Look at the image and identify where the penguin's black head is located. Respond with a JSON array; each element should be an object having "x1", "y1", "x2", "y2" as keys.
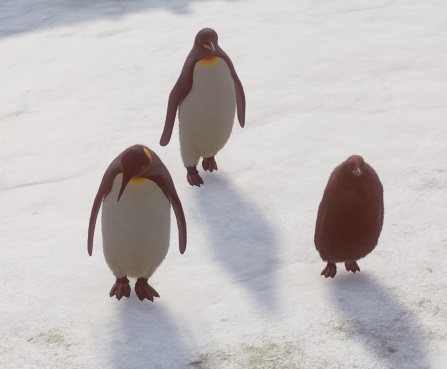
[
  {"x1": 118, "y1": 146, "x2": 152, "y2": 201},
  {"x1": 344, "y1": 155, "x2": 366, "y2": 179},
  {"x1": 194, "y1": 28, "x2": 218, "y2": 56}
]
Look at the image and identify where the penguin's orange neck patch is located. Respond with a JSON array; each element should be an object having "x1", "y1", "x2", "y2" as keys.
[
  {"x1": 198, "y1": 57, "x2": 220, "y2": 66},
  {"x1": 129, "y1": 177, "x2": 149, "y2": 185}
]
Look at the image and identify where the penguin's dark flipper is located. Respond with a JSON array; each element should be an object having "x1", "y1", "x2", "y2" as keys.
[
  {"x1": 109, "y1": 276, "x2": 131, "y2": 300},
  {"x1": 321, "y1": 262, "x2": 337, "y2": 278},
  {"x1": 186, "y1": 166, "x2": 204, "y2": 187},
  {"x1": 218, "y1": 51, "x2": 245, "y2": 128},
  {"x1": 135, "y1": 278, "x2": 160, "y2": 302},
  {"x1": 345, "y1": 261, "x2": 360, "y2": 273},
  {"x1": 202, "y1": 157, "x2": 218, "y2": 172}
]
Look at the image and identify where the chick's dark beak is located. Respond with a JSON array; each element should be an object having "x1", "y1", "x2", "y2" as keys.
[{"x1": 351, "y1": 168, "x2": 363, "y2": 177}]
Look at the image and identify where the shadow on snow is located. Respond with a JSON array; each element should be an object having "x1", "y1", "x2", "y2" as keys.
[
  {"x1": 331, "y1": 274, "x2": 429, "y2": 369},
  {"x1": 105, "y1": 298, "x2": 194, "y2": 369},
  {"x1": 193, "y1": 174, "x2": 279, "y2": 313}
]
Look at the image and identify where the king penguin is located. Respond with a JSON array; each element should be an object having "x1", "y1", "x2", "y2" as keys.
[
  {"x1": 160, "y1": 27, "x2": 246, "y2": 186},
  {"x1": 314, "y1": 155, "x2": 384, "y2": 278},
  {"x1": 87, "y1": 145, "x2": 187, "y2": 301}
]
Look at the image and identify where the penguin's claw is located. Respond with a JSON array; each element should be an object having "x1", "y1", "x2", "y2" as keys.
[
  {"x1": 345, "y1": 261, "x2": 361, "y2": 273},
  {"x1": 135, "y1": 278, "x2": 160, "y2": 302},
  {"x1": 202, "y1": 157, "x2": 218, "y2": 172},
  {"x1": 321, "y1": 262, "x2": 337, "y2": 278},
  {"x1": 187, "y1": 174, "x2": 204, "y2": 186},
  {"x1": 186, "y1": 166, "x2": 204, "y2": 187},
  {"x1": 109, "y1": 276, "x2": 131, "y2": 300}
]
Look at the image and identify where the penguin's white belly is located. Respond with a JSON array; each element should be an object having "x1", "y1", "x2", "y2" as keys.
[
  {"x1": 101, "y1": 174, "x2": 170, "y2": 279},
  {"x1": 179, "y1": 57, "x2": 236, "y2": 165}
]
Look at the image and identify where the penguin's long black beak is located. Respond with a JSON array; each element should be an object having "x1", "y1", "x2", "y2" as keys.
[
  {"x1": 203, "y1": 41, "x2": 216, "y2": 54},
  {"x1": 118, "y1": 173, "x2": 133, "y2": 201},
  {"x1": 118, "y1": 171, "x2": 136, "y2": 201}
]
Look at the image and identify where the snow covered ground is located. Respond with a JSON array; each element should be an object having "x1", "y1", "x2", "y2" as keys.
[{"x1": 1, "y1": 0, "x2": 447, "y2": 368}]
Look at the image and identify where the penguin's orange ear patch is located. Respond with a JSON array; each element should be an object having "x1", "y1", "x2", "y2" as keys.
[
  {"x1": 143, "y1": 148, "x2": 152, "y2": 161},
  {"x1": 198, "y1": 57, "x2": 220, "y2": 66}
]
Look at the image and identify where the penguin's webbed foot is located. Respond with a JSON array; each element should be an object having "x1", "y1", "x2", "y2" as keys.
[
  {"x1": 202, "y1": 157, "x2": 218, "y2": 172},
  {"x1": 186, "y1": 166, "x2": 204, "y2": 187},
  {"x1": 345, "y1": 261, "x2": 360, "y2": 273},
  {"x1": 321, "y1": 262, "x2": 337, "y2": 278},
  {"x1": 109, "y1": 276, "x2": 131, "y2": 300},
  {"x1": 135, "y1": 278, "x2": 160, "y2": 302}
]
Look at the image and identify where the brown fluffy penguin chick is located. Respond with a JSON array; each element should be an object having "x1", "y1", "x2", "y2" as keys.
[{"x1": 314, "y1": 155, "x2": 384, "y2": 278}]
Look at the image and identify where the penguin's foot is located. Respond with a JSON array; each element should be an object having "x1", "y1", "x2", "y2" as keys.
[
  {"x1": 345, "y1": 261, "x2": 360, "y2": 273},
  {"x1": 135, "y1": 278, "x2": 160, "y2": 302},
  {"x1": 109, "y1": 276, "x2": 131, "y2": 300},
  {"x1": 202, "y1": 157, "x2": 218, "y2": 172},
  {"x1": 321, "y1": 262, "x2": 337, "y2": 278},
  {"x1": 186, "y1": 166, "x2": 204, "y2": 187}
]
